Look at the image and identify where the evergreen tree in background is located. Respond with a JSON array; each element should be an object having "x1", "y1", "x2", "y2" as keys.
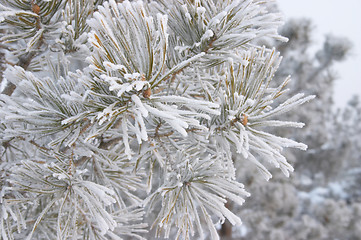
[
  {"x1": 0, "y1": 1, "x2": 315, "y2": 239},
  {"x1": 235, "y1": 16, "x2": 361, "y2": 240}
]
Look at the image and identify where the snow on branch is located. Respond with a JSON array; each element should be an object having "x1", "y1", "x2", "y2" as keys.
[{"x1": 0, "y1": 0, "x2": 315, "y2": 239}]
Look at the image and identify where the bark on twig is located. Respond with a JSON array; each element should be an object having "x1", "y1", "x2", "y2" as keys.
[{"x1": 1, "y1": 51, "x2": 37, "y2": 96}]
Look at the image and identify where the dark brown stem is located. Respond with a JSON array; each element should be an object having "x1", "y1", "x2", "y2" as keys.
[
  {"x1": 74, "y1": 156, "x2": 90, "y2": 167},
  {"x1": 154, "y1": 122, "x2": 162, "y2": 138},
  {"x1": 2, "y1": 50, "x2": 38, "y2": 96},
  {"x1": 16, "y1": 136, "x2": 50, "y2": 151},
  {"x1": 0, "y1": 50, "x2": 5, "y2": 85},
  {"x1": 98, "y1": 137, "x2": 122, "y2": 149},
  {"x1": 204, "y1": 33, "x2": 217, "y2": 53},
  {"x1": 219, "y1": 201, "x2": 233, "y2": 239},
  {"x1": 2, "y1": 5, "x2": 44, "y2": 96}
]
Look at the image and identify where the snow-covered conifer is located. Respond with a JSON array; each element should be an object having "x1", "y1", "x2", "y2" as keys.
[{"x1": 0, "y1": 1, "x2": 313, "y2": 239}]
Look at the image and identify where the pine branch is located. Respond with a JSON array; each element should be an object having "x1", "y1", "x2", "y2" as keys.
[
  {"x1": 0, "y1": 1, "x2": 315, "y2": 239},
  {"x1": 1, "y1": 50, "x2": 37, "y2": 95}
]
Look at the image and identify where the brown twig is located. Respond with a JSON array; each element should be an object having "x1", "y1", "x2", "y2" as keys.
[
  {"x1": 17, "y1": 136, "x2": 50, "y2": 151},
  {"x1": 98, "y1": 137, "x2": 122, "y2": 149},
  {"x1": 1, "y1": 1, "x2": 44, "y2": 96}
]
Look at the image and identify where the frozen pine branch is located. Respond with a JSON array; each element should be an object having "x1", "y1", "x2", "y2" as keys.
[{"x1": 0, "y1": 0, "x2": 314, "y2": 239}]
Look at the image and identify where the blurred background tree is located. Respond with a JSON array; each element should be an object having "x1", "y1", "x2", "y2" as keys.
[{"x1": 229, "y1": 8, "x2": 361, "y2": 240}]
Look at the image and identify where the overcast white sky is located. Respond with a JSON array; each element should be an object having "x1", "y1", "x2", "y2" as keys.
[{"x1": 277, "y1": 0, "x2": 361, "y2": 108}]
